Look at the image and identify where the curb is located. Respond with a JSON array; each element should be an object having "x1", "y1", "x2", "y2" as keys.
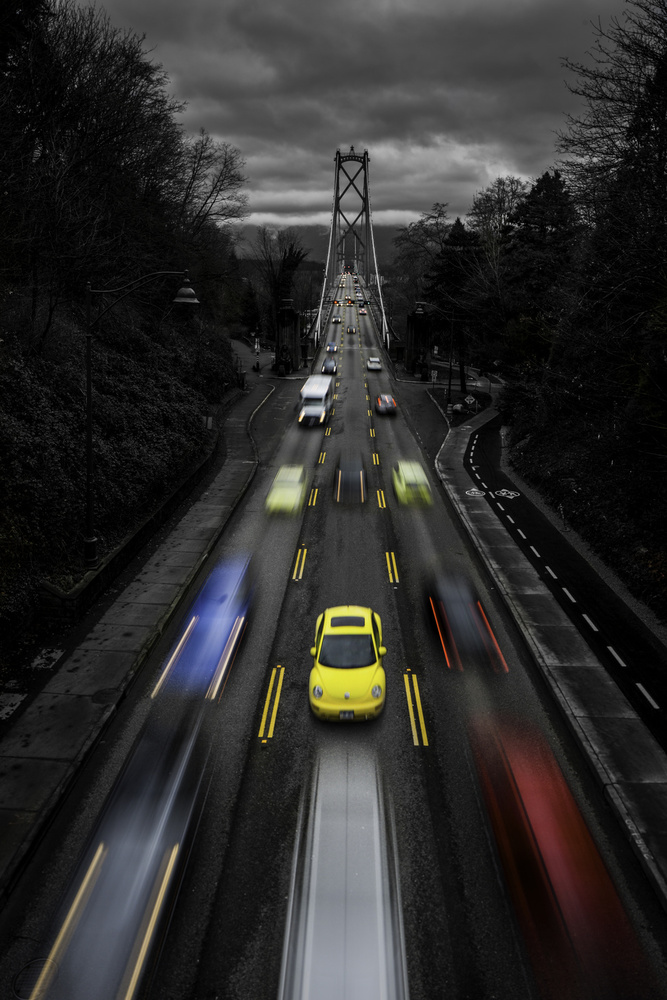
[
  {"x1": 432, "y1": 401, "x2": 667, "y2": 915},
  {"x1": 0, "y1": 385, "x2": 275, "y2": 904}
]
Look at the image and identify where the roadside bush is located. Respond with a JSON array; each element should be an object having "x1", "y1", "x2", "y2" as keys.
[
  {"x1": 505, "y1": 400, "x2": 667, "y2": 619},
  {"x1": 0, "y1": 321, "x2": 235, "y2": 635}
]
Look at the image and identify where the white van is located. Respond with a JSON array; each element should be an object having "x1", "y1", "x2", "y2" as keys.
[{"x1": 298, "y1": 375, "x2": 333, "y2": 427}]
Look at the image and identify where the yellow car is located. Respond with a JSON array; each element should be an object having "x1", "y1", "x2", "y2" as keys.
[
  {"x1": 265, "y1": 465, "x2": 307, "y2": 515},
  {"x1": 309, "y1": 606, "x2": 386, "y2": 720},
  {"x1": 391, "y1": 460, "x2": 433, "y2": 506}
]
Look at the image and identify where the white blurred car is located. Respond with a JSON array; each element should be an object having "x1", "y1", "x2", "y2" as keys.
[{"x1": 366, "y1": 357, "x2": 382, "y2": 371}]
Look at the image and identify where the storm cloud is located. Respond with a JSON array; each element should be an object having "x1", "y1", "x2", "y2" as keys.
[{"x1": 89, "y1": 0, "x2": 624, "y2": 225}]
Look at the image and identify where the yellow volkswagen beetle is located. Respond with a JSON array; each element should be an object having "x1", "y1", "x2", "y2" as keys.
[{"x1": 309, "y1": 606, "x2": 386, "y2": 720}]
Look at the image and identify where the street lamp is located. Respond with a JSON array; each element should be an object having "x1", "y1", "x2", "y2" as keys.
[
  {"x1": 415, "y1": 300, "x2": 456, "y2": 402},
  {"x1": 84, "y1": 270, "x2": 199, "y2": 567}
]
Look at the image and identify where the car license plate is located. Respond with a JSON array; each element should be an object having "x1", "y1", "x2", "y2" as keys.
[{"x1": 339, "y1": 710, "x2": 354, "y2": 720}]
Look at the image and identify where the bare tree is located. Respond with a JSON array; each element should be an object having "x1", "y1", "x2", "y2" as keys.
[
  {"x1": 557, "y1": 0, "x2": 667, "y2": 324},
  {"x1": 176, "y1": 130, "x2": 248, "y2": 241},
  {"x1": 1, "y1": 0, "x2": 190, "y2": 347},
  {"x1": 558, "y1": 1, "x2": 667, "y2": 199},
  {"x1": 464, "y1": 176, "x2": 528, "y2": 325},
  {"x1": 249, "y1": 226, "x2": 309, "y2": 339},
  {"x1": 392, "y1": 203, "x2": 451, "y2": 302}
]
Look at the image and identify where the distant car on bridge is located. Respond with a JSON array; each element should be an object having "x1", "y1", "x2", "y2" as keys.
[{"x1": 375, "y1": 394, "x2": 397, "y2": 415}]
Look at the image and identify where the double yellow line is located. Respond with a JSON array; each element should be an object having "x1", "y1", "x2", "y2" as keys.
[
  {"x1": 385, "y1": 550, "x2": 399, "y2": 583},
  {"x1": 404, "y1": 671, "x2": 428, "y2": 746},
  {"x1": 259, "y1": 666, "x2": 284, "y2": 741},
  {"x1": 293, "y1": 546, "x2": 307, "y2": 580}
]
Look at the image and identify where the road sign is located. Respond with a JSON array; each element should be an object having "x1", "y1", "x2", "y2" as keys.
[{"x1": 465, "y1": 394, "x2": 475, "y2": 405}]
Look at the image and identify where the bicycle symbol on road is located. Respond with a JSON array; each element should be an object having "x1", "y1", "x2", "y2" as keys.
[{"x1": 495, "y1": 489, "x2": 520, "y2": 500}]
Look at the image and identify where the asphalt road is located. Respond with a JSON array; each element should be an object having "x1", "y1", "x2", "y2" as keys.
[{"x1": 2, "y1": 280, "x2": 667, "y2": 1000}]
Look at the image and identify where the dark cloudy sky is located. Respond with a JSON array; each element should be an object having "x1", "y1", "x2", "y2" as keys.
[{"x1": 91, "y1": 0, "x2": 624, "y2": 226}]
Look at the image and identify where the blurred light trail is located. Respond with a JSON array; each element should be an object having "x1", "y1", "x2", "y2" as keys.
[
  {"x1": 278, "y1": 746, "x2": 410, "y2": 1000},
  {"x1": 469, "y1": 714, "x2": 658, "y2": 1000},
  {"x1": 426, "y1": 570, "x2": 508, "y2": 674},
  {"x1": 151, "y1": 555, "x2": 254, "y2": 701},
  {"x1": 28, "y1": 556, "x2": 254, "y2": 1000}
]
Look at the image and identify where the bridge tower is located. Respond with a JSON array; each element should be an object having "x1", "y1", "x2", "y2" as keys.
[{"x1": 330, "y1": 147, "x2": 372, "y2": 286}]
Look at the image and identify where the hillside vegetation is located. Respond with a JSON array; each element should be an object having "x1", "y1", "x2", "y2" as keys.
[
  {"x1": 0, "y1": 0, "x2": 252, "y2": 643},
  {"x1": 386, "y1": 0, "x2": 667, "y2": 621}
]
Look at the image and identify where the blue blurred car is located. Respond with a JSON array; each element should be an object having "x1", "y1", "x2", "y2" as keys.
[{"x1": 153, "y1": 555, "x2": 255, "y2": 701}]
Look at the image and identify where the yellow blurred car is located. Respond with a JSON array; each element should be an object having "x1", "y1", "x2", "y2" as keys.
[
  {"x1": 309, "y1": 606, "x2": 386, "y2": 720},
  {"x1": 265, "y1": 465, "x2": 307, "y2": 515},
  {"x1": 391, "y1": 460, "x2": 433, "y2": 506}
]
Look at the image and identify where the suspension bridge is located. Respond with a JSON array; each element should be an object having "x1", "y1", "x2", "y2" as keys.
[{"x1": 315, "y1": 146, "x2": 390, "y2": 350}]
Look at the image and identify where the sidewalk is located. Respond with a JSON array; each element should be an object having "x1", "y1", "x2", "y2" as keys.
[
  {"x1": 436, "y1": 404, "x2": 667, "y2": 913},
  {"x1": 0, "y1": 381, "x2": 273, "y2": 901}
]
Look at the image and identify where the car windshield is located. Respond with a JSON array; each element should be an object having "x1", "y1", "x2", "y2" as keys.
[{"x1": 318, "y1": 634, "x2": 376, "y2": 668}]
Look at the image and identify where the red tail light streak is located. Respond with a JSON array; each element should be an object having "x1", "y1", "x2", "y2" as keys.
[
  {"x1": 469, "y1": 716, "x2": 657, "y2": 1000},
  {"x1": 429, "y1": 597, "x2": 508, "y2": 674}
]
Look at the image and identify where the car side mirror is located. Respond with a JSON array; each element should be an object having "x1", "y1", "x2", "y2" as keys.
[
  {"x1": 310, "y1": 647, "x2": 317, "y2": 657},
  {"x1": 379, "y1": 646, "x2": 387, "y2": 657}
]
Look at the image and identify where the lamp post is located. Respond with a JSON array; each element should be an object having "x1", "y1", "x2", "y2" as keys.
[
  {"x1": 84, "y1": 270, "x2": 199, "y2": 568},
  {"x1": 415, "y1": 300, "x2": 458, "y2": 402}
]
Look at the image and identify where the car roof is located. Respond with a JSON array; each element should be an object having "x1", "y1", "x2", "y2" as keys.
[
  {"x1": 275, "y1": 465, "x2": 304, "y2": 480},
  {"x1": 323, "y1": 605, "x2": 372, "y2": 630},
  {"x1": 398, "y1": 461, "x2": 427, "y2": 479}
]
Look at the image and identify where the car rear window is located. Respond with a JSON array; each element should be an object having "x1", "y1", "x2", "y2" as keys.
[
  {"x1": 330, "y1": 616, "x2": 365, "y2": 627},
  {"x1": 319, "y1": 634, "x2": 376, "y2": 668}
]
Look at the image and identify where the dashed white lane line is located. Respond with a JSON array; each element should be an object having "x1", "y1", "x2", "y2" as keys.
[
  {"x1": 476, "y1": 466, "x2": 645, "y2": 689},
  {"x1": 497, "y1": 503, "x2": 505, "y2": 511},
  {"x1": 637, "y1": 683, "x2": 660, "y2": 709},
  {"x1": 608, "y1": 645, "x2": 627, "y2": 667}
]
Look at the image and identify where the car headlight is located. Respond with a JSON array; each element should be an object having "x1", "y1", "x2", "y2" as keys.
[
  {"x1": 312, "y1": 685, "x2": 323, "y2": 699},
  {"x1": 372, "y1": 685, "x2": 382, "y2": 699},
  {"x1": 319, "y1": 410, "x2": 326, "y2": 423},
  {"x1": 298, "y1": 409, "x2": 305, "y2": 422}
]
